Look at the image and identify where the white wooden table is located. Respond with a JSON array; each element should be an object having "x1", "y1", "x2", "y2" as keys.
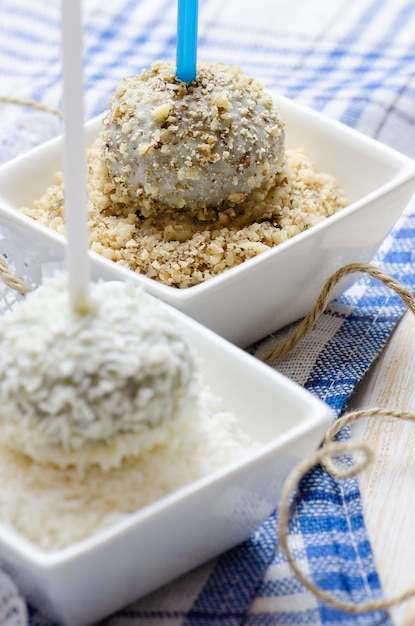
[{"x1": 351, "y1": 309, "x2": 415, "y2": 625}]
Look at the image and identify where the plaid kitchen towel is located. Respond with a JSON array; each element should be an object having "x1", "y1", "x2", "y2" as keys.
[{"x1": 1, "y1": 0, "x2": 415, "y2": 624}]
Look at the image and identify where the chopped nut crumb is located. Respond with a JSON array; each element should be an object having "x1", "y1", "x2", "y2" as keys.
[{"x1": 20, "y1": 140, "x2": 348, "y2": 290}]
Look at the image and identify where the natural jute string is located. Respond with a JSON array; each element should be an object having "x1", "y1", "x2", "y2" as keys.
[
  {"x1": 0, "y1": 255, "x2": 30, "y2": 296},
  {"x1": 1, "y1": 252, "x2": 415, "y2": 613},
  {"x1": 0, "y1": 95, "x2": 62, "y2": 118},
  {"x1": 259, "y1": 261, "x2": 415, "y2": 362},
  {"x1": 278, "y1": 408, "x2": 415, "y2": 614}
]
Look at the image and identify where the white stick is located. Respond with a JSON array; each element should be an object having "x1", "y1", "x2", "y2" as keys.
[{"x1": 61, "y1": 0, "x2": 91, "y2": 313}]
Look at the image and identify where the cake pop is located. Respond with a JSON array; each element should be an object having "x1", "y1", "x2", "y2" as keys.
[
  {"x1": 0, "y1": 274, "x2": 200, "y2": 470},
  {"x1": 102, "y1": 60, "x2": 285, "y2": 221}
]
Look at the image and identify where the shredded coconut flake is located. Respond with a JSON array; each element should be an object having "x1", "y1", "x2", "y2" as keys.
[
  {"x1": 0, "y1": 275, "x2": 200, "y2": 470},
  {"x1": 0, "y1": 386, "x2": 259, "y2": 551}
]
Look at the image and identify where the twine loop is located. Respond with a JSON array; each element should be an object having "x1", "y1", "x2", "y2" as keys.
[
  {"x1": 279, "y1": 408, "x2": 415, "y2": 614},
  {"x1": 259, "y1": 262, "x2": 415, "y2": 614},
  {"x1": 260, "y1": 261, "x2": 415, "y2": 362},
  {"x1": 0, "y1": 96, "x2": 62, "y2": 118}
]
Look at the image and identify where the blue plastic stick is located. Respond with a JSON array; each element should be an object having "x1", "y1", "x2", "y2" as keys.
[{"x1": 176, "y1": 0, "x2": 198, "y2": 82}]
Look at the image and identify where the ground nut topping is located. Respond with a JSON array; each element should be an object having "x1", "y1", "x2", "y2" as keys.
[
  {"x1": 101, "y1": 60, "x2": 285, "y2": 218},
  {"x1": 21, "y1": 143, "x2": 348, "y2": 289}
]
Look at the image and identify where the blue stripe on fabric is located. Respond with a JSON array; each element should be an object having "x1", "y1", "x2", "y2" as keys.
[
  {"x1": 340, "y1": 1, "x2": 415, "y2": 127},
  {"x1": 0, "y1": 7, "x2": 59, "y2": 62},
  {"x1": 302, "y1": 267, "x2": 408, "y2": 412},
  {"x1": 82, "y1": 0, "x2": 178, "y2": 114},
  {"x1": 0, "y1": 19, "x2": 58, "y2": 45},
  {"x1": 29, "y1": 0, "x2": 151, "y2": 105},
  {"x1": 320, "y1": 606, "x2": 390, "y2": 625},
  {"x1": 200, "y1": 32, "x2": 300, "y2": 62},
  {"x1": 390, "y1": 226, "x2": 415, "y2": 239},
  {"x1": 183, "y1": 515, "x2": 277, "y2": 626},
  {"x1": 379, "y1": 0, "x2": 415, "y2": 45},
  {"x1": 0, "y1": 2, "x2": 57, "y2": 29},
  {"x1": 305, "y1": 539, "x2": 373, "y2": 562},
  {"x1": 4, "y1": 0, "x2": 415, "y2": 130},
  {"x1": 259, "y1": 576, "x2": 307, "y2": 596},
  {"x1": 382, "y1": 250, "x2": 415, "y2": 264},
  {"x1": 341, "y1": 0, "x2": 388, "y2": 42},
  {"x1": 284, "y1": 0, "x2": 386, "y2": 106},
  {"x1": 201, "y1": 23, "x2": 414, "y2": 71},
  {"x1": 299, "y1": 511, "x2": 365, "y2": 535},
  {"x1": 83, "y1": 0, "x2": 147, "y2": 63},
  {"x1": 297, "y1": 487, "x2": 361, "y2": 507},
  {"x1": 26, "y1": 0, "x2": 158, "y2": 105},
  {"x1": 0, "y1": 45, "x2": 56, "y2": 64},
  {"x1": 341, "y1": 60, "x2": 415, "y2": 130},
  {"x1": 314, "y1": 572, "x2": 378, "y2": 593}
]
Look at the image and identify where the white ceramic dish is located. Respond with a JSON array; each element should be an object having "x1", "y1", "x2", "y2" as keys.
[
  {"x1": 0, "y1": 216, "x2": 333, "y2": 626},
  {"x1": 1, "y1": 93, "x2": 415, "y2": 347}
]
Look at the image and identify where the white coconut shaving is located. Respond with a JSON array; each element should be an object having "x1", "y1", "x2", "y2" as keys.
[
  {"x1": 0, "y1": 385, "x2": 259, "y2": 551},
  {"x1": 0, "y1": 274, "x2": 200, "y2": 470}
]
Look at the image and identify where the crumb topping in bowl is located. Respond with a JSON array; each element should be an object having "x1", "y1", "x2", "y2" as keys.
[{"x1": 22, "y1": 145, "x2": 347, "y2": 288}]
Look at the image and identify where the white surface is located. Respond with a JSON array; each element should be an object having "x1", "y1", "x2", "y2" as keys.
[
  {"x1": 351, "y1": 311, "x2": 415, "y2": 625},
  {"x1": 0, "y1": 215, "x2": 333, "y2": 626},
  {"x1": 1, "y1": 94, "x2": 414, "y2": 347}
]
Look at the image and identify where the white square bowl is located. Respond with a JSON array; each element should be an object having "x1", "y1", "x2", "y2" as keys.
[
  {"x1": 0, "y1": 218, "x2": 333, "y2": 626},
  {"x1": 0, "y1": 93, "x2": 414, "y2": 350}
]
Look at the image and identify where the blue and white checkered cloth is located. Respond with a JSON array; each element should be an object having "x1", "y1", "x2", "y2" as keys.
[{"x1": 1, "y1": 0, "x2": 415, "y2": 624}]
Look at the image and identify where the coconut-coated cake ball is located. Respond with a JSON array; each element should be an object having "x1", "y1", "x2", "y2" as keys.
[
  {"x1": 101, "y1": 60, "x2": 285, "y2": 219},
  {"x1": 0, "y1": 275, "x2": 200, "y2": 470}
]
